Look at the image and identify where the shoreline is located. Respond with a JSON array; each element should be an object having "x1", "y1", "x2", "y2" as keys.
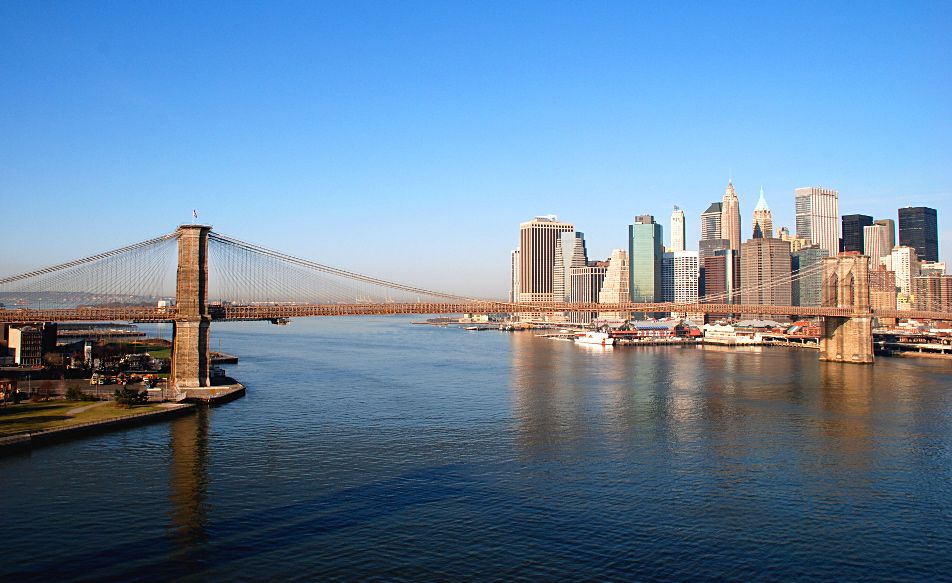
[
  {"x1": 0, "y1": 381, "x2": 246, "y2": 456},
  {"x1": 0, "y1": 403, "x2": 196, "y2": 456}
]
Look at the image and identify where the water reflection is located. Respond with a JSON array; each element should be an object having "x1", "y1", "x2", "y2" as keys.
[
  {"x1": 168, "y1": 406, "x2": 210, "y2": 564},
  {"x1": 509, "y1": 335, "x2": 905, "y2": 476}
]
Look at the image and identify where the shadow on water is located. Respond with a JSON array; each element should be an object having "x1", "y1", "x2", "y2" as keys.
[
  {"x1": 8, "y1": 456, "x2": 470, "y2": 581},
  {"x1": 168, "y1": 405, "x2": 210, "y2": 570}
]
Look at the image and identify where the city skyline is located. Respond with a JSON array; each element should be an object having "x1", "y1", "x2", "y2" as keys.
[{"x1": 1, "y1": 2, "x2": 950, "y2": 297}]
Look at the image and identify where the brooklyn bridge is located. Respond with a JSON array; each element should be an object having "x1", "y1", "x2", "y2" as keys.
[{"x1": 2, "y1": 225, "x2": 951, "y2": 391}]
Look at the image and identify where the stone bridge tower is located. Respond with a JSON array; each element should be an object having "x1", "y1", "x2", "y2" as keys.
[
  {"x1": 819, "y1": 255, "x2": 874, "y2": 363},
  {"x1": 171, "y1": 225, "x2": 212, "y2": 389}
]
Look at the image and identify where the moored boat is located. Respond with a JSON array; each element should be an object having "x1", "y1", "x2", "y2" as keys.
[{"x1": 575, "y1": 332, "x2": 614, "y2": 346}]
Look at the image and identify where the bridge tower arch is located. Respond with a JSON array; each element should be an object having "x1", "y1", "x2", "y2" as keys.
[
  {"x1": 819, "y1": 255, "x2": 873, "y2": 364},
  {"x1": 170, "y1": 224, "x2": 212, "y2": 390}
]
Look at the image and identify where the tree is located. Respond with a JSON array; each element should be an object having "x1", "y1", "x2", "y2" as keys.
[{"x1": 113, "y1": 386, "x2": 148, "y2": 408}]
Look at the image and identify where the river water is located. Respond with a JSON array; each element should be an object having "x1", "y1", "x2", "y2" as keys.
[{"x1": 2, "y1": 316, "x2": 951, "y2": 581}]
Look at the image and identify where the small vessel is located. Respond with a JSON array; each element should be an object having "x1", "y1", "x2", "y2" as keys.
[
  {"x1": 464, "y1": 325, "x2": 480, "y2": 330},
  {"x1": 575, "y1": 332, "x2": 614, "y2": 346}
]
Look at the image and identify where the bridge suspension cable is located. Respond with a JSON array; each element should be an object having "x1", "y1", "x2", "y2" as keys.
[
  {"x1": 207, "y1": 232, "x2": 481, "y2": 305},
  {"x1": 699, "y1": 260, "x2": 827, "y2": 305},
  {"x1": 0, "y1": 233, "x2": 179, "y2": 310}
]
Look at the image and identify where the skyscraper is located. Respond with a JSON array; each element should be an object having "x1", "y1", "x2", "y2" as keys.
[
  {"x1": 752, "y1": 186, "x2": 773, "y2": 239},
  {"x1": 721, "y1": 181, "x2": 742, "y2": 250},
  {"x1": 700, "y1": 202, "x2": 722, "y2": 241},
  {"x1": 702, "y1": 249, "x2": 740, "y2": 320},
  {"x1": 888, "y1": 246, "x2": 920, "y2": 295},
  {"x1": 791, "y1": 246, "x2": 825, "y2": 307},
  {"x1": 670, "y1": 206, "x2": 686, "y2": 252},
  {"x1": 673, "y1": 251, "x2": 700, "y2": 320},
  {"x1": 795, "y1": 186, "x2": 839, "y2": 256},
  {"x1": 914, "y1": 275, "x2": 952, "y2": 312},
  {"x1": 552, "y1": 231, "x2": 588, "y2": 302},
  {"x1": 863, "y1": 223, "x2": 890, "y2": 267},
  {"x1": 841, "y1": 214, "x2": 873, "y2": 254},
  {"x1": 569, "y1": 264, "x2": 608, "y2": 324},
  {"x1": 518, "y1": 215, "x2": 574, "y2": 303},
  {"x1": 740, "y1": 237, "x2": 792, "y2": 309},
  {"x1": 629, "y1": 215, "x2": 664, "y2": 303},
  {"x1": 874, "y1": 218, "x2": 896, "y2": 251},
  {"x1": 509, "y1": 249, "x2": 520, "y2": 302},
  {"x1": 598, "y1": 249, "x2": 630, "y2": 321},
  {"x1": 898, "y1": 206, "x2": 939, "y2": 263},
  {"x1": 661, "y1": 252, "x2": 675, "y2": 303}
]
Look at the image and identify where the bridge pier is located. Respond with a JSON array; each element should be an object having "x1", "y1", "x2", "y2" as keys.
[
  {"x1": 819, "y1": 315, "x2": 874, "y2": 364},
  {"x1": 817, "y1": 255, "x2": 874, "y2": 364},
  {"x1": 171, "y1": 225, "x2": 212, "y2": 389}
]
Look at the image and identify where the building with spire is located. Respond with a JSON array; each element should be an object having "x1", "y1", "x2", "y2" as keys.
[
  {"x1": 720, "y1": 180, "x2": 742, "y2": 251},
  {"x1": 752, "y1": 186, "x2": 773, "y2": 239}
]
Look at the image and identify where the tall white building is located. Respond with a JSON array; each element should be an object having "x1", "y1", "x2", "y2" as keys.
[
  {"x1": 510, "y1": 249, "x2": 521, "y2": 302},
  {"x1": 889, "y1": 246, "x2": 920, "y2": 295},
  {"x1": 863, "y1": 224, "x2": 890, "y2": 268},
  {"x1": 598, "y1": 249, "x2": 630, "y2": 321},
  {"x1": 673, "y1": 251, "x2": 700, "y2": 320},
  {"x1": 518, "y1": 215, "x2": 574, "y2": 303},
  {"x1": 670, "y1": 207, "x2": 686, "y2": 252},
  {"x1": 552, "y1": 232, "x2": 588, "y2": 302},
  {"x1": 795, "y1": 186, "x2": 839, "y2": 256}
]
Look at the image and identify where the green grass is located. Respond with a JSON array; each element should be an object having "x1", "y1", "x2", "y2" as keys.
[
  {"x1": 145, "y1": 347, "x2": 171, "y2": 359},
  {"x1": 0, "y1": 399, "x2": 170, "y2": 438}
]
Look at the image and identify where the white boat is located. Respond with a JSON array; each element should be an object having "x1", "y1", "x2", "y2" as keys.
[{"x1": 575, "y1": 332, "x2": 614, "y2": 346}]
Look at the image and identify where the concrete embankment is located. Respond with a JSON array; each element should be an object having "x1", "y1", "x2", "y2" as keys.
[
  {"x1": 178, "y1": 382, "x2": 246, "y2": 404},
  {"x1": 0, "y1": 403, "x2": 196, "y2": 456}
]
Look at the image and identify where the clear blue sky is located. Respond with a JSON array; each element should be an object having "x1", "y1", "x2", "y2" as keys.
[{"x1": 2, "y1": 1, "x2": 950, "y2": 297}]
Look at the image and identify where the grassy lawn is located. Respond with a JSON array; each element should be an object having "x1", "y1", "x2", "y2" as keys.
[
  {"x1": 145, "y1": 347, "x2": 171, "y2": 359},
  {"x1": 0, "y1": 400, "x2": 170, "y2": 438}
]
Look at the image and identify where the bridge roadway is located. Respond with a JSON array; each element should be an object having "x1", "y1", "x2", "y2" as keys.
[{"x1": 1, "y1": 302, "x2": 949, "y2": 323}]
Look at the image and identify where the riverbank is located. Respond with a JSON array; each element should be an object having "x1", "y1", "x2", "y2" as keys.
[{"x1": 0, "y1": 400, "x2": 195, "y2": 455}]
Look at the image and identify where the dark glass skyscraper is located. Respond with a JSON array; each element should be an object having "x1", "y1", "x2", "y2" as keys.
[
  {"x1": 898, "y1": 207, "x2": 938, "y2": 262},
  {"x1": 841, "y1": 214, "x2": 873, "y2": 254}
]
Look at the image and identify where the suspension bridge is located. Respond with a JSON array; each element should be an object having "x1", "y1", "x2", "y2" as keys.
[{"x1": 2, "y1": 225, "x2": 951, "y2": 391}]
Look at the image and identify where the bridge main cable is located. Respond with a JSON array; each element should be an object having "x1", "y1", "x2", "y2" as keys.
[
  {"x1": 208, "y1": 231, "x2": 484, "y2": 303},
  {"x1": 0, "y1": 232, "x2": 180, "y2": 286}
]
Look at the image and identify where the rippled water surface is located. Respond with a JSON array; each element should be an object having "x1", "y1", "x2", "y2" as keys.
[{"x1": 2, "y1": 317, "x2": 952, "y2": 581}]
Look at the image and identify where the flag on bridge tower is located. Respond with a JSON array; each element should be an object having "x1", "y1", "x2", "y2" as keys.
[{"x1": 192, "y1": 209, "x2": 198, "y2": 223}]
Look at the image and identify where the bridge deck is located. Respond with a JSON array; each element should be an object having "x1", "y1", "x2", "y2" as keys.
[{"x1": 1, "y1": 303, "x2": 949, "y2": 323}]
